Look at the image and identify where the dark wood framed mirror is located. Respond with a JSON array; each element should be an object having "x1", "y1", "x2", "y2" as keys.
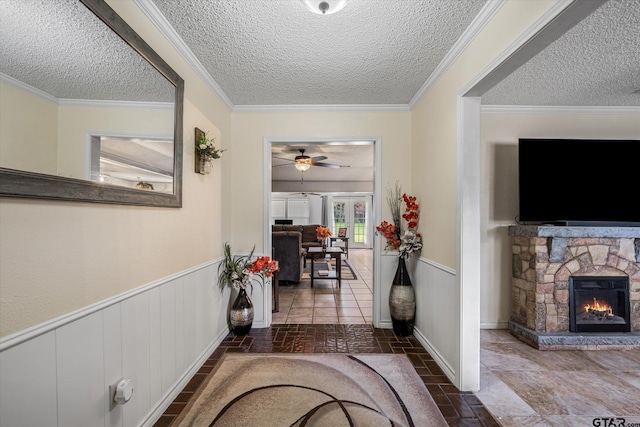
[{"x1": 0, "y1": 0, "x2": 184, "y2": 207}]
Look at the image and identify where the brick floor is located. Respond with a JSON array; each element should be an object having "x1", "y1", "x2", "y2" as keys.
[{"x1": 153, "y1": 324, "x2": 500, "y2": 426}]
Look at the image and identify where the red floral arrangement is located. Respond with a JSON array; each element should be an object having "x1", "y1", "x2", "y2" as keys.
[
  {"x1": 248, "y1": 256, "x2": 278, "y2": 278},
  {"x1": 376, "y1": 220, "x2": 400, "y2": 249},
  {"x1": 218, "y1": 243, "x2": 278, "y2": 291},
  {"x1": 316, "y1": 226, "x2": 332, "y2": 239},
  {"x1": 402, "y1": 194, "x2": 419, "y2": 229},
  {"x1": 376, "y1": 183, "x2": 422, "y2": 258}
]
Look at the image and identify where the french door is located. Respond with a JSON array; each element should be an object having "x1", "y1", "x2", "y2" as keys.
[{"x1": 332, "y1": 196, "x2": 372, "y2": 249}]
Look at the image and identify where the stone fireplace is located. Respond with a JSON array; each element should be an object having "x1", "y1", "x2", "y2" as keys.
[{"x1": 508, "y1": 225, "x2": 640, "y2": 350}]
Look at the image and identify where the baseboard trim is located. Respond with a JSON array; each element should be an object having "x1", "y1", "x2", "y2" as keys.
[
  {"x1": 480, "y1": 322, "x2": 509, "y2": 329},
  {"x1": 412, "y1": 327, "x2": 456, "y2": 385},
  {"x1": 378, "y1": 320, "x2": 393, "y2": 329}
]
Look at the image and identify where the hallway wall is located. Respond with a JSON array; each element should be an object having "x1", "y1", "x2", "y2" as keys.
[
  {"x1": 0, "y1": 261, "x2": 228, "y2": 427},
  {"x1": 1, "y1": 1, "x2": 234, "y2": 424}
]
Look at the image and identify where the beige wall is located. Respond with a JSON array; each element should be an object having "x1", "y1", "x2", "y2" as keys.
[
  {"x1": 409, "y1": 1, "x2": 560, "y2": 389},
  {"x1": 0, "y1": 80, "x2": 173, "y2": 180},
  {"x1": 0, "y1": 1, "x2": 231, "y2": 337},
  {"x1": 0, "y1": 81, "x2": 58, "y2": 175},
  {"x1": 480, "y1": 111, "x2": 640, "y2": 327},
  {"x1": 229, "y1": 112, "x2": 411, "y2": 253},
  {"x1": 57, "y1": 104, "x2": 174, "y2": 179},
  {"x1": 411, "y1": 0, "x2": 558, "y2": 269}
]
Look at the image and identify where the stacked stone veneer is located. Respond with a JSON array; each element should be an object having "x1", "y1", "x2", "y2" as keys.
[{"x1": 509, "y1": 226, "x2": 640, "y2": 333}]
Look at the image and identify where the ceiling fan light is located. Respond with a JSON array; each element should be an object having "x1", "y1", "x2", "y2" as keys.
[
  {"x1": 294, "y1": 151, "x2": 312, "y2": 165},
  {"x1": 301, "y1": 0, "x2": 348, "y2": 15},
  {"x1": 294, "y1": 162, "x2": 311, "y2": 172},
  {"x1": 293, "y1": 148, "x2": 312, "y2": 171}
]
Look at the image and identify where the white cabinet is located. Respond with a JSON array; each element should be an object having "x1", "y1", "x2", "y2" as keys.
[
  {"x1": 288, "y1": 199, "x2": 309, "y2": 224},
  {"x1": 271, "y1": 199, "x2": 286, "y2": 218},
  {"x1": 271, "y1": 198, "x2": 309, "y2": 224}
]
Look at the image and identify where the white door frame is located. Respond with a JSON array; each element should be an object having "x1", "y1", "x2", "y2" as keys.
[
  {"x1": 263, "y1": 137, "x2": 382, "y2": 326},
  {"x1": 456, "y1": 0, "x2": 606, "y2": 391}
]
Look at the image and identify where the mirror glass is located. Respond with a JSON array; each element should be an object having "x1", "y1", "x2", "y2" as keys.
[{"x1": 0, "y1": 0, "x2": 184, "y2": 207}]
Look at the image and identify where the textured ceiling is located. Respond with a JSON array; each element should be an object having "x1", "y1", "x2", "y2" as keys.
[
  {"x1": 150, "y1": 0, "x2": 639, "y2": 107},
  {"x1": 2, "y1": 0, "x2": 636, "y2": 107},
  {"x1": 151, "y1": 0, "x2": 487, "y2": 105},
  {"x1": 483, "y1": 0, "x2": 640, "y2": 106},
  {"x1": 0, "y1": 0, "x2": 174, "y2": 102}
]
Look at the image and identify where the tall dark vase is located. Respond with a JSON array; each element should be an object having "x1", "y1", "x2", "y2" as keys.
[
  {"x1": 389, "y1": 257, "x2": 415, "y2": 336},
  {"x1": 230, "y1": 288, "x2": 254, "y2": 335}
]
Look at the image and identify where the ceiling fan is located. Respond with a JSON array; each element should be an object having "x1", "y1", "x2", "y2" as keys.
[
  {"x1": 285, "y1": 192, "x2": 323, "y2": 198},
  {"x1": 273, "y1": 149, "x2": 349, "y2": 172}
]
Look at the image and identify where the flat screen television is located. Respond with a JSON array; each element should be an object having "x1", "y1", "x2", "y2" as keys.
[
  {"x1": 274, "y1": 219, "x2": 293, "y2": 225},
  {"x1": 518, "y1": 138, "x2": 640, "y2": 226}
]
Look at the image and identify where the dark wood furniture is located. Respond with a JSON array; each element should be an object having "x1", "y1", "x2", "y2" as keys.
[
  {"x1": 329, "y1": 237, "x2": 349, "y2": 258},
  {"x1": 307, "y1": 247, "x2": 343, "y2": 288}
]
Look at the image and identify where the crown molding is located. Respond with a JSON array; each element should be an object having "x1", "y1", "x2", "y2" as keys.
[
  {"x1": 1, "y1": 72, "x2": 172, "y2": 110},
  {"x1": 408, "y1": 0, "x2": 507, "y2": 110},
  {"x1": 59, "y1": 98, "x2": 174, "y2": 109},
  {"x1": 1, "y1": 72, "x2": 58, "y2": 104},
  {"x1": 232, "y1": 104, "x2": 410, "y2": 113},
  {"x1": 481, "y1": 105, "x2": 640, "y2": 115},
  {"x1": 134, "y1": 0, "x2": 235, "y2": 111}
]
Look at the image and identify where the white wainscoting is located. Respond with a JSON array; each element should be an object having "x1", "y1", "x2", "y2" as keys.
[
  {"x1": 379, "y1": 253, "x2": 459, "y2": 385},
  {"x1": 0, "y1": 259, "x2": 230, "y2": 427}
]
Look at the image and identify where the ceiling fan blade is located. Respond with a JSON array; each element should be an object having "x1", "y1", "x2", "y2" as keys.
[
  {"x1": 272, "y1": 164, "x2": 291, "y2": 168},
  {"x1": 273, "y1": 156, "x2": 293, "y2": 162},
  {"x1": 311, "y1": 156, "x2": 328, "y2": 162},
  {"x1": 288, "y1": 192, "x2": 322, "y2": 196},
  {"x1": 313, "y1": 162, "x2": 349, "y2": 169}
]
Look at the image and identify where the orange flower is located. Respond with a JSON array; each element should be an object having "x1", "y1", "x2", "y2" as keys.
[
  {"x1": 402, "y1": 211, "x2": 418, "y2": 222},
  {"x1": 401, "y1": 193, "x2": 420, "y2": 232},
  {"x1": 403, "y1": 194, "x2": 419, "y2": 211},
  {"x1": 248, "y1": 256, "x2": 278, "y2": 277},
  {"x1": 316, "y1": 226, "x2": 332, "y2": 239}
]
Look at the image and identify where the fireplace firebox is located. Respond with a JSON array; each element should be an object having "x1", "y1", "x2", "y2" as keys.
[{"x1": 570, "y1": 276, "x2": 630, "y2": 333}]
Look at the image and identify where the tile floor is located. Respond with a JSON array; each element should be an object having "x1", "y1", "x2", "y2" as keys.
[
  {"x1": 477, "y1": 329, "x2": 640, "y2": 426},
  {"x1": 272, "y1": 249, "x2": 374, "y2": 325}
]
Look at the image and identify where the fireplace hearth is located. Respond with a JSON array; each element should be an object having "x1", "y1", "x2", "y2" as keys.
[
  {"x1": 508, "y1": 225, "x2": 640, "y2": 350},
  {"x1": 570, "y1": 276, "x2": 630, "y2": 333}
]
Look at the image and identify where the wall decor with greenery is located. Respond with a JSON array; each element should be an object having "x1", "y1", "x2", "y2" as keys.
[{"x1": 194, "y1": 127, "x2": 225, "y2": 174}]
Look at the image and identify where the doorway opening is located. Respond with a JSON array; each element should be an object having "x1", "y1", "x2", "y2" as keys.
[{"x1": 264, "y1": 138, "x2": 380, "y2": 327}]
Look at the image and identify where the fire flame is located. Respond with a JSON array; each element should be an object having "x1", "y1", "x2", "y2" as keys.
[{"x1": 584, "y1": 297, "x2": 613, "y2": 315}]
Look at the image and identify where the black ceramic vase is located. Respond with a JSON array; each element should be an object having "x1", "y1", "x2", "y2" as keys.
[
  {"x1": 230, "y1": 288, "x2": 254, "y2": 335},
  {"x1": 389, "y1": 257, "x2": 416, "y2": 336}
]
